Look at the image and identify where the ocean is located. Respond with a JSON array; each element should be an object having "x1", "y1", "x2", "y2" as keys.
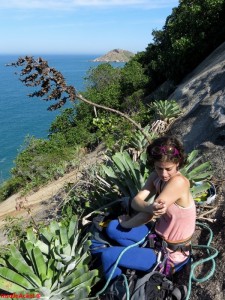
[{"x1": 0, "y1": 54, "x2": 124, "y2": 182}]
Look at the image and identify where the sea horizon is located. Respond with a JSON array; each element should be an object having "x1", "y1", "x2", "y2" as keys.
[{"x1": 0, "y1": 54, "x2": 124, "y2": 182}]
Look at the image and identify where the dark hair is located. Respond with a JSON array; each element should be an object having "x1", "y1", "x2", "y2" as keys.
[{"x1": 146, "y1": 136, "x2": 187, "y2": 168}]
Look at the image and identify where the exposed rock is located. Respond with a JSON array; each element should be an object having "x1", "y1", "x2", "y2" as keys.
[
  {"x1": 92, "y1": 49, "x2": 135, "y2": 62},
  {"x1": 166, "y1": 43, "x2": 225, "y2": 299},
  {"x1": 167, "y1": 42, "x2": 225, "y2": 181}
]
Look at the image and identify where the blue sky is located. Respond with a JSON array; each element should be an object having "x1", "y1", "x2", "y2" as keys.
[{"x1": 0, "y1": 0, "x2": 179, "y2": 55}]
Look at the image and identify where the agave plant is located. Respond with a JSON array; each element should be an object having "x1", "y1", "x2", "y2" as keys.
[
  {"x1": 100, "y1": 150, "x2": 150, "y2": 199},
  {"x1": 149, "y1": 99, "x2": 182, "y2": 123},
  {"x1": 127, "y1": 125, "x2": 158, "y2": 161},
  {"x1": 180, "y1": 150, "x2": 213, "y2": 198},
  {"x1": 0, "y1": 215, "x2": 99, "y2": 299}
]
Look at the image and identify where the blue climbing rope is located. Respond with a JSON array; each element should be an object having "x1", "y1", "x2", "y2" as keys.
[
  {"x1": 185, "y1": 222, "x2": 219, "y2": 300},
  {"x1": 95, "y1": 230, "x2": 150, "y2": 300}
]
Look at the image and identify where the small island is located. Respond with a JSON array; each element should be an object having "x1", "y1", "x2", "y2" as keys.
[{"x1": 92, "y1": 49, "x2": 135, "y2": 62}]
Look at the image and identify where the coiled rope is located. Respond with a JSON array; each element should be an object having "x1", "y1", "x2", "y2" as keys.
[{"x1": 185, "y1": 221, "x2": 219, "y2": 300}]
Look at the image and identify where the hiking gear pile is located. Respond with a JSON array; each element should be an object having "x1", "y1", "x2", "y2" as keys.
[
  {"x1": 99, "y1": 269, "x2": 187, "y2": 300},
  {"x1": 89, "y1": 213, "x2": 189, "y2": 300}
]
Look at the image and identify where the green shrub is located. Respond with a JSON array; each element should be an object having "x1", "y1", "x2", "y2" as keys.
[
  {"x1": 180, "y1": 150, "x2": 213, "y2": 198},
  {"x1": 101, "y1": 150, "x2": 150, "y2": 199},
  {"x1": 0, "y1": 177, "x2": 23, "y2": 202},
  {"x1": 0, "y1": 216, "x2": 99, "y2": 298},
  {"x1": 149, "y1": 99, "x2": 182, "y2": 123},
  {"x1": 0, "y1": 136, "x2": 84, "y2": 200}
]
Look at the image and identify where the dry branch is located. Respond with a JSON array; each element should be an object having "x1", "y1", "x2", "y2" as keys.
[{"x1": 198, "y1": 207, "x2": 217, "y2": 218}]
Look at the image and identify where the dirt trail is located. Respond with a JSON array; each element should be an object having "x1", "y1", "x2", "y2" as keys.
[
  {"x1": 0, "y1": 145, "x2": 105, "y2": 242},
  {"x1": 0, "y1": 169, "x2": 80, "y2": 226}
]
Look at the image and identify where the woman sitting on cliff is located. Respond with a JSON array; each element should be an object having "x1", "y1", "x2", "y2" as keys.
[{"x1": 101, "y1": 136, "x2": 196, "y2": 279}]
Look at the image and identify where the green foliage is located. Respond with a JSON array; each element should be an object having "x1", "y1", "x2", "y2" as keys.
[
  {"x1": 61, "y1": 185, "x2": 92, "y2": 218},
  {"x1": 11, "y1": 136, "x2": 80, "y2": 191},
  {"x1": 49, "y1": 107, "x2": 99, "y2": 148},
  {"x1": 49, "y1": 108, "x2": 76, "y2": 136},
  {"x1": 93, "y1": 114, "x2": 133, "y2": 150},
  {"x1": 0, "y1": 177, "x2": 24, "y2": 202},
  {"x1": 2, "y1": 216, "x2": 27, "y2": 245},
  {"x1": 138, "y1": 0, "x2": 225, "y2": 89},
  {"x1": 0, "y1": 216, "x2": 99, "y2": 298},
  {"x1": 93, "y1": 115, "x2": 117, "y2": 149},
  {"x1": 85, "y1": 63, "x2": 122, "y2": 92},
  {"x1": 93, "y1": 116, "x2": 116, "y2": 137},
  {"x1": 127, "y1": 125, "x2": 158, "y2": 155},
  {"x1": 148, "y1": 99, "x2": 182, "y2": 123},
  {"x1": 0, "y1": 135, "x2": 85, "y2": 201},
  {"x1": 120, "y1": 60, "x2": 148, "y2": 98},
  {"x1": 180, "y1": 150, "x2": 213, "y2": 198},
  {"x1": 101, "y1": 150, "x2": 150, "y2": 199},
  {"x1": 51, "y1": 61, "x2": 150, "y2": 152},
  {"x1": 180, "y1": 150, "x2": 213, "y2": 182}
]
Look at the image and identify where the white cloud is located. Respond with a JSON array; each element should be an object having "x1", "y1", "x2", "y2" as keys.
[{"x1": 0, "y1": 0, "x2": 178, "y2": 10}]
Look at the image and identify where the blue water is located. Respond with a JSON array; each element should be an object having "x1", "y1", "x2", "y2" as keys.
[{"x1": 0, "y1": 54, "x2": 124, "y2": 182}]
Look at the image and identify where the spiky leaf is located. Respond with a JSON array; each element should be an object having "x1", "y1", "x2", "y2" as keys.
[
  {"x1": 0, "y1": 267, "x2": 34, "y2": 289},
  {"x1": 33, "y1": 247, "x2": 47, "y2": 282},
  {"x1": 8, "y1": 256, "x2": 41, "y2": 287}
]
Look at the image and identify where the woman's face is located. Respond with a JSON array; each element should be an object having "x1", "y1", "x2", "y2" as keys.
[{"x1": 154, "y1": 161, "x2": 179, "y2": 182}]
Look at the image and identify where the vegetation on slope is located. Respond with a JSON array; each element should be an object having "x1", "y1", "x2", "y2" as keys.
[
  {"x1": 0, "y1": 0, "x2": 224, "y2": 201},
  {"x1": 0, "y1": 2, "x2": 220, "y2": 297}
]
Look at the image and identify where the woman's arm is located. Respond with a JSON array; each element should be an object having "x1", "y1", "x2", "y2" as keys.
[
  {"x1": 154, "y1": 175, "x2": 189, "y2": 210},
  {"x1": 119, "y1": 212, "x2": 153, "y2": 228},
  {"x1": 120, "y1": 175, "x2": 189, "y2": 228},
  {"x1": 131, "y1": 172, "x2": 156, "y2": 213},
  {"x1": 119, "y1": 198, "x2": 166, "y2": 228}
]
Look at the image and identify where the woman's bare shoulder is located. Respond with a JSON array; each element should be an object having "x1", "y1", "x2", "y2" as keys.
[{"x1": 169, "y1": 173, "x2": 190, "y2": 188}]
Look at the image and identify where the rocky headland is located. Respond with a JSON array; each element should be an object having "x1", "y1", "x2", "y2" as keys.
[{"x1": 92, "y1": 48, "x2": 135, "y2": 62}]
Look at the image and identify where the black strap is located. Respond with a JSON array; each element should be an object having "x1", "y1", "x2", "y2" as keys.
[
  {"x1": 147, "y1": 232, "x2": 192, "y2": 253},
  {"x1": 165, "y1": 242, "x2": 191, "y2": 252}
]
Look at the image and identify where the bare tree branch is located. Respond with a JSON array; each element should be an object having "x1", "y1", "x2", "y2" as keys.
[{"x1": 8, "y1": 56, "x2": 152, "y2": 143}]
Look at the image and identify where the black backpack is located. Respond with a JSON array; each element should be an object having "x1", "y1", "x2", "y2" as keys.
[
  {"x1": 131, "y1": 271, "x2": 173, "y2": 300},
  {"x1": 99, "y1": 270, "x2": 137, "y2": 300},
  {"x1": 99, "y1": 270, "x2": 187, "y2": 300}
]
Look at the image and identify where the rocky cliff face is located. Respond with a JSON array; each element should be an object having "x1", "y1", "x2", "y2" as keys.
[
  {"x1": 167, "y1": 42, "x2": 225, "y2": 300},
  {"x1": 93, "y1": 49, "x2": 135, "y2": 62},
  {"x1": 168, "y1": 42, "x2": 225, "y2": 181}
]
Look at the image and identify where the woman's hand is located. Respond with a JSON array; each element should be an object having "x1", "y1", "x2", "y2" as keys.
[
  {"x1": 152, "y1": 199, "x2": 166, "y2": 216},
  {"x1": 118, "y1": 212, "x2": 152, "y2": 228},
  {"x1": 118, "y1": 214, "x2": 131, "y2": 223}
]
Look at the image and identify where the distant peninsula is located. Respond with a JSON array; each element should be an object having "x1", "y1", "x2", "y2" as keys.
[{"x1": 92, "y1": 49, "x2": 135, "y2": 62}]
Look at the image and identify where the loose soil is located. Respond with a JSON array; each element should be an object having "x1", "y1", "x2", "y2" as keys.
[{"x1": 0, "y1": 144, "x2": 105, "y2": 244}]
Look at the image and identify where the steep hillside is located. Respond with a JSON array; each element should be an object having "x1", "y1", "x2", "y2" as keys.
[
  {"x1": 168, "y1": 41, "x2": 225, "y2": 180},
  {"x1": 168, "y1": 42, "x2": 225, "y2": 300},
  {"x1": 0, "y1": 144, "x2": 105, "y2": 243},
  {"x1": 92, "y1": 49, "x2": 135, "y2": 62},
  {"x1": 1, "y1": 42, "x2": 225, "y2": 299}
]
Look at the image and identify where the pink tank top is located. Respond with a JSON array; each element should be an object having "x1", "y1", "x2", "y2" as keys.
[
  {"x1": 155, "y1": 202, "x2": 196, "y2": 242},
  {"x1": 153, "y1": 177, "x2": 196, "y2": 264}
]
